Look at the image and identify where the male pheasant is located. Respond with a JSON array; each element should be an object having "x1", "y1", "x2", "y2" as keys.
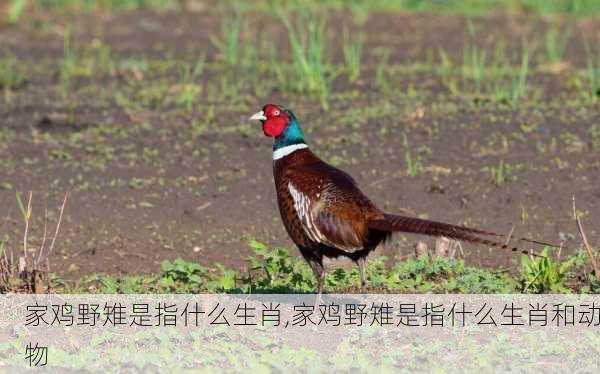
[{"x1": 250, "y1": 104, "x2": 544, "y2": 293}]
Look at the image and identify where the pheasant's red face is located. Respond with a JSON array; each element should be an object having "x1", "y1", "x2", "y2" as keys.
[{"x1": 249, "y1": 104, "x2": 289, "y2": 137}]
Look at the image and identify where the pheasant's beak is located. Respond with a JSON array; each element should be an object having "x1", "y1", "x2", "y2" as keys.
[{"x1": 249, "y1": 111, "x2": 267, "y2": 121}]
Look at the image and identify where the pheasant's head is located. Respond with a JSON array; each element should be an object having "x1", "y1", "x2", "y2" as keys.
[
  {"x1": 249, "y1": 104, "x2": 292, "y2": 137},
  {"x1": 250, "y1": 104, "x2": 306, "y2": 151}
]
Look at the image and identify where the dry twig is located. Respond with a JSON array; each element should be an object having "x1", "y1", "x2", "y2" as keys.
[
  {"x1": 39, "y1": 192, "x2": 68, "y2": 266},
  {"x1": 504, "y1": 225, "x2": 515, "y2": 246},
  {"x1": 572, "y1": 195, "x2": 598, "y2": 275}
]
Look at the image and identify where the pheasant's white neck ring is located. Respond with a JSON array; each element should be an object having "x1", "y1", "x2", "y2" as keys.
[{"x1": 273, "y1": 143, "x2": 308, "y2": 160}]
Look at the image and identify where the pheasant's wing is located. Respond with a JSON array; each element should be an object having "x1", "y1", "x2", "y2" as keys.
[{"x1": 286, "y1": 163, "x2": 381, "y2": 252}]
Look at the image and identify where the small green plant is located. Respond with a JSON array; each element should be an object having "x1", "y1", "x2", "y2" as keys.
[
  {"x1": 462, "y1": 20, "x2": 487, "y2": 94},
  {"x1": 160, "y1": 257, "x2": 207, "y2": 292},
  {"x1": 583, "y1": 40, "x2": 600, "y2": 101},
  {"x1": 98, "y1": 42, "x2": 118, "y2": 76},
  {"x1": 520, "y1": 248, "x2": 576, "y2": 293},
  {"x1": 489, "y1": 159, "x2": 506, "y2": 186},
  {"x1": 280, "y1": 10, "x2": 331, "y2": 109},
  {"x1": 211, "y1": 13, "x2": 241, "y2": 65},
  {"x1": 118, "y1": 57, "x2": 149, "y2": 79},
  {"x1": 179, "y1": 57, "x2": 205, "y2": 83},
  {"x1": 375, "y1": 48, "x2": 391, "y2": 93},
  {"x1": 588, "y1": 124, "x2": 600, "y2": 150},
  {"x1": 205, "y1": 263, "x2": 237, "y2": 291},
  {"x1": 191, "y1": 105, "x2": 214, "y2": 136},
  {"x1": 403, "y1": 134, "x2": 421, "y2": 177},
  {"x1": 59, "y1": 26, "x2": 79, "y2": 94},
  {"x1": 246, "y1": 240, "x2": 314, "y2": 292},
  {"x1": 176, "y1": 84, "x2": 201, "y2": 113},
  {"x1": 175, "y1": 84, "x2": 201, "y2": 113},
  {"x1": 348, "y1": 1, "x2": 370, "y2": 25},
  {"x1": 7, "y1": 0, "x2": 27, "y2": 24},
  {"x1": 584, "y1": 273, "x2": 600, "y2": 293},
  {"x1": 342, "y1": 29, "x2": 363, "y2": 83},
  {"x1": 488, "y1": 45, "x2": 530, "y2": 105},
  {"x1": 437, "y1": 49, "x2": 458, "y2": 95},
  {"x1": 174, "y1": 59, "x2": 204, "y2": 112},
  {"x1": 387, "y1": 255, "x2": 517, "y2": 293},
  {"x1": 0, "y1": 55, "x2": 26, "y2": 93},
  {"x1": 543, "y1": 18, "x2": 573, "y2": 65},
  {"x1": 509, "y1": 46, "x2": 529, "y2": 104}
]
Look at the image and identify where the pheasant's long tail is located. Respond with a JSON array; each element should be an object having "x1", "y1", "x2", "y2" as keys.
[{"x1": 368, "y1": 214, "x2": 556, "y2": 256}]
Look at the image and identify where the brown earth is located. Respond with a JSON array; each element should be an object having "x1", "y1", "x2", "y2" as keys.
[{"x1": 0, "y1": 9, "x2": 598, "y2": 279}]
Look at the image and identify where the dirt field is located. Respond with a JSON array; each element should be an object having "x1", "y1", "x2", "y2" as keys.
[{"x1": 1, "y1": 7, "x2": 599, "y2": 280}]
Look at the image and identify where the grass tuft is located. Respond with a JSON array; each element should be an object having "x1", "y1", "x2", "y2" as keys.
[
  {"x1": 520, "y1": 247, "x2": 578, "y2": 293},
  {"x1": 583, "y1": 40, "x2": 600, "y2": 101},
  {"x1": 543, "y1": 18, "x2": 573, "y2": 66},
  {"x1": 1, "y1": 192, "x2": 68, "y2": 293},
  {"x1": 342, "y1": 28, "x2": 363, "y2": 83},
  {"x1": 0, "y1": 55, "x2": 26, "y2": 96},
  {"x1": 211, "y1": 12, "x2": 242, "y2": 66},
  {"x1": 279, "y1": 10, "x2": 332, "y2": 109}
]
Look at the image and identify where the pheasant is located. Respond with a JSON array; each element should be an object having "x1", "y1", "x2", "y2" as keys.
[{"x1": 250, "y1": 104, "x2": 547, "y2": 293}]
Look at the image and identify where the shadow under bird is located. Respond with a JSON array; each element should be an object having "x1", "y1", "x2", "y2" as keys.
[{"x1": 250, "y1": 104, "x2": 550, "y2": 293}]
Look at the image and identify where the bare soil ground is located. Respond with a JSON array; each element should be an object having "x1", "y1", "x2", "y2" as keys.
[{"x1": 0, "y1": 9, "x2": 598, "y2": 279}]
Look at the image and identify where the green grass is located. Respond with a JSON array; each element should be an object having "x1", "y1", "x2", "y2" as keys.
[
  {"x1": 0, "y1": 55, "x2": 25, "y2": 94},
  {"x1": 175, "y1": 59, "x2": 204, "y2": 112},
  {"x1": 437, "y1": 36, "x2": 530, "y2": 105},
  {"x1": 19, "y1": 0, "x2": 172, "y2": 12},
  {"x1": 7, "y1": 0, "x2": 27, "y2": 24},
  {"x1": 462, "y1": 43, "x2": 486, "y2": 95},
  {"x1": 520, "y1": 247, "x2": 582, "y2": 293},
  {"x1": 58, "y1": 26, "x2": 79, "y2": 94},
  {"x1": 589, "y1": 124, "x2": 600, "y2": 150},
  {"x1": 40, "y1": 240, "x2": 596, "y2": 294},
  {"x1": 279, "y1": 10, "x2": 332, "y2": 109},
  {"x1": 4, "y1": 1, "x2": 596, "y2": 107},
  {"x1": 342, "y1": 28, "x2": 363, "y2": 83},
  {"x1": 488, "y1": 159, "x2": 508, "y2": 186},
  {"x1": 211, "y1": 13, "x2": 242, "y2": 66},
  {"x1": 5, "y1": 0, "x2": 600, "y2": 30},
  {"x1": 462, "y1": 20, "x2": 487, "y2": 94},
  {"x1": 583, "y1": 41, "x2": 600, "y2": 101},
  {"x1": 375, "y1": 48, "x2": 391, "y2": 93},
  {"x1": 402, "y1": 134, "x2": 421, "y2": 178},
  {"x1": 438, "y1": 49, "x2": 459, "y2": 94},
  {"x1": 507, "y1": 46, "x2": 530, "y2": 104},
  {"x1": 10, "y1": 0, "x2": 600, "y2": 19},
  {"x1": 543, "y1": 18, "x2": 574, "y2": 65}
]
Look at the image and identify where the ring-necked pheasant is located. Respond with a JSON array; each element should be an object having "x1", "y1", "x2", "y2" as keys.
[{"x1": 250, "y1": 104, "x2": 548, "y2": 293}]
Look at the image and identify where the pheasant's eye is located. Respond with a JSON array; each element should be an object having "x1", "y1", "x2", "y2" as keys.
[{"x1": 273, "y1": 110, "x2": 280, "y2": 116}]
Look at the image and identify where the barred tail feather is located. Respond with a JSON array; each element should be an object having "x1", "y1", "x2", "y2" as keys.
[{"x1": 368, "y1": 214, "x2": 547, "y2": 256}]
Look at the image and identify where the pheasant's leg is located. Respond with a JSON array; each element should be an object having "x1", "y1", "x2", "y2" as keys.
[
  {"x1": 299, "y1": 248, "x2": 326, "y2": 294},
  {"x1": 315, "y1": 266, "x2": 325, "y2": 295},
  {"x1": 313, "y1": 268, "x2": 325, "y2": 308},
  {"x1": 308, "y1": 260, "x2": 325, "y2": 294},
  {"x1": 357, "y1": 257, "x2": 367, "y2": 292}
]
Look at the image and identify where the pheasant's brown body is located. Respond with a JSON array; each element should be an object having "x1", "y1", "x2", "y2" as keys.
[
  {"x1": 274, "y1": 149, "x2": 388, "y2": 250},
  {"x1": 273, "y1": 147, "x2": 541, "y2": 293}
]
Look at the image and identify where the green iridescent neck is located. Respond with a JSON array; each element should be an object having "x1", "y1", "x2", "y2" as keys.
[{"x1": 273, "y1": 118, "x2": 306, "y2": 151}]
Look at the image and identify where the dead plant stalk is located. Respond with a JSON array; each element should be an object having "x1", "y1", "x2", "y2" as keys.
[{"x1": 572, "y1": 195, "x2": 599, "y2": 275}]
